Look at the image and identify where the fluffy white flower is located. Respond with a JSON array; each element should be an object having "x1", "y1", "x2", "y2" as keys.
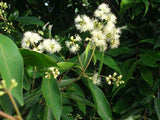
[
  {"x1": 75, "y1": 15, "x2": 94, "y2": 32},
  {"x1": 70, "y1": 44, "x2": 79, "y2": 53},
  {"x1": 21, "y1": 31, "x2": 42, "y2": 49},
  {"x1": 110, "y1": 39, "x2": 120, "y2": 49},
  {"x1": 94, "y1": 3, "x2": 110, "y2": 20},
  {"x1": 91, "y1": 73, "x2": 101, "y2": 85},
  {"x1": 91, "y1": 29, "x2": 106, "y2": 40},
  {"x1": 75, "y1": 34, "x2": 82, "y2": 42},
  {"x1": 106, "y1": 13, "x2": 117, "y2": 23},
  {"x1": 42, "y1": 39, "x2": 61, "y2": 54}
]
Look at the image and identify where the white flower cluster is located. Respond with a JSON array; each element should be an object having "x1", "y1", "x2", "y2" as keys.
[
  {"x1": 74, "y1": 3, "x2": 122, "y2": 51},
  {"x1": 21, "y1": 31, "x2": 61, "y2": 54},
  {"x1": 65, "y1": 35, "x2": 82, "y2": 53},
  {"x1": 106, "y1": 72, "x2": 124, "y2": 86},
  {"x1": 45, "y1": 67, "x2": 60, "y2": 79},
  {"x1": 90, "y1": 73, "x2": 101, "y2": 85}
]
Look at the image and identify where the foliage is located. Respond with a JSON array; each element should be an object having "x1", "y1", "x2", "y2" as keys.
[{"x1": 0, "y1": 0, "x2": 160, "y2": 120}]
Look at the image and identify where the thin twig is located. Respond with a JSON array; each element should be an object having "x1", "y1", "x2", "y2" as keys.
[
  {"x1": 5, "y1": 89, "x2": 23, "y2": 120},
  {"x1": 0, "y1": 111, "x2": 16, "y2": 120}
]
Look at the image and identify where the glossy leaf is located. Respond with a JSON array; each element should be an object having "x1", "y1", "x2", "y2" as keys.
[
  {"x1": 87, "y1": 80, "x2": 112, "y2": 120},
  {"x1": 59, "y1": 78, "x2": 76, "y2": 87},
  {"x1": 139, "y1": 54, "x2": 157, "y2": 67},
  {"x1": 0, "y1": 35, "x2": 24, "y2": 105},
  {"x1": 43, "y1": 106, "x2": 54, "y2": 120},
  {"x1": 14, "y1": 16, "x2": 44, "y2": 26},
  {"x1": 154, "y1": 98, "x2": 160, "y2": 120},
  {"x1": 57, "y1": 62, "x2": 75, "y2": 70},
  {"x1": 120, "y1": 0, "x2": 133, "y2": 16},
  {"x1": 42, "y1": 75, "x2": 62, "y2": 120},
  {"x1": 67, "y1": 84, "x2": 87, "y2": 114},
  {"x1": 20, "y1": 49, "x2": 58, "y2": 67},
  {"x1": 26, "y1": 103, "x2": 42, "y2": 120},
  {"x1": 140, "y1": 67, "x2": 153, "y2": 87},
  {"x1": 96, "y1": 51, "x2": 121, "y2": 74},
  {"x1": 63, "y1": 93, "x2": 95, "y2": 108}
]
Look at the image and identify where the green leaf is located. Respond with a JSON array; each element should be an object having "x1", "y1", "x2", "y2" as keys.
[
  {"x1": 57, "y1": 62, "x2": 75, "y2": 70},
  {"x1": 67, "y1": 84, "x2": 87, "y2": 114},
  {"x1": 20, "y1": 49, "x2": 58, "y2": 67},
  {"x1": 85, "y1": 42, "x2": 91, "y2": 63},
  {"x1": 0, "y1": 35, "x2": 24, "y2": 105},
  {"x1": 26, "y1": 103, "x2": 42, "y2": 120},
  {"x1": 106, "y1": 47, "x2": 134, "y2": 57},
  {"x1": 87, "y1": 80, "x2": 112, "y2": 120},
  {"x1": 98, "y1": 51, "x2": 104, "y2": 75},
  {"x1": 139, "y1": 38, "x2": 155, "y2": 44},
  {"x1": 42, "y1": 75, "x2": 62, "y2": 120},
  {"x1": 120, "y1": 0, "x2": 133, "y2": 16},
  {"x1": 0, "y1": 95, "x2": 13, "y2": 114},
  {"x1": 140, "y1": 67, "x2": 153, "y2": 87},
  {"x1": 14, "y1": 16, "x2": 44, "y2": 26},
  {"x1": 92, "y1": 53, "x2": 97, "y2": 65},
  {"x1": 43, "y1": 106, "x2": 54, "y2": 120},
  {"x1": 59, "y1": 78, "x2": 76, "y2": 88},
  {"x1": 139, "y1": 54, "x2": 157, "y2": 67},
  {"x1": 96, "y1": 51, "x2": 121, "y2": 74},
  {"x1": 124, "y1": 115, "x2": 141, "y2": 120},
  {"x1": 143, "y1": 0, "x2": 150, "y2": 16},
  {"x1": 154, "y1": 98, "x2": 160, "y2": 120},
  {"x1": 63, "y1": 93, "x2": 95, "y2": 108}
]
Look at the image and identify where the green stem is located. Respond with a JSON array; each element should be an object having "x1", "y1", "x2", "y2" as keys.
[
  {"x1": 32, "y1": 66, "x2": 37, "y2": 90},
  {"x1": 71, "y1": 46, "x2": 96, "y2": 83}
]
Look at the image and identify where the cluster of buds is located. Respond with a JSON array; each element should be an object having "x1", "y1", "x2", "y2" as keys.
[
  {"x1": 75, "y1": 114, "x2": 83, "y2": 120},
  {"x1": 0, "y1": 1, "x2": 7, "y2": 15},
  {"x1": 45, "y1": 67, "x2": 60, "y2": 79},
  {"x1": 89, "y1": 73, "x2": 101, "y2": 86},
  {"x1": 65, "y1": 35, "x2": 82, "y2": 53},
  {"x1": 0, "y1": 79, "x2": 18, "y2": 96},
  {"x1": 106, "y1": 72, "x2": 124, "y2": 86},
  {"x1": 1, "y1": 22, "x2": 12, "y2": 33}
]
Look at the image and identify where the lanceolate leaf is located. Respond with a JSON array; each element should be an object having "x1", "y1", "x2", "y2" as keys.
[
  {"x1": 20, "y1": 49, "x2": 58, "y2": 67},
  {"x1": 140, "y1": 67, "x2": 153, "y2": 87},
  {"x1": 14, "y1": 16, "x2": 44, "y2": 26},
  {"x1": 43, "y1": 106, "x2": 54, "y2": 120},
  {"x1": 0, "y1": 34, "x2": 24, "y2": 105},
  {"x1": 96, "y1": 51, "x2": 121, "y2": 74},
  {"x1": 42, "y1": 75, "x2": 62, "y2": 120},
  {"x1": 87, "y1": 80, "x2": 112, "y2": 120},
  {"x1": 154, "y1": 98, "x2": 160, "y2": 120}
]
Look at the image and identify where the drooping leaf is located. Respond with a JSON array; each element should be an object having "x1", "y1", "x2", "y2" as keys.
[
  {"x1": 0, "y1": 34, "x2": 24, "y2": 105},
  {"x1": 87, "y1": 80, "x2": 112, "y2": 120},
  {"x1": 26, "y1": 103, "x2": 42, "y2": 120},
  {"x1": 140, "y1": 67, "x2": 153, "y2": 87},
  {"x1": 67, "y1": 84, "x2": 87, "y2": 114},
  {"x1": 62, "y1": 93, "x2": 95, "y2": 108},
  {"x1": 143, "y1": 0, "x2": 150, "y2": 16},
  {"x1": 154, "y1": 98, "x2": 160, "y2": 120},
  {"x1": 43, "y1": 106, "x2": 54, "y2": 120},
  {"x1": 85, "y1": 42, "x2": 91, "y2": 63},
  {"x1": 139, "y1": 54, "x2": 157, "y2": 67},
  {"x1": 20, "y1": 49, "x2": 58, "y2": 67},
  {"x1": 59, "y1": 78, "x2": 76, "y2": 88},
  {"x1": 98, "y1": 51, "x2": 104, "y2": 74},
  {"x1": 14, "y1": 16, "x2": 44, "y2": 26},
  {"x1": 106, "y1": 47, "x2": 134, "y2": 57},
  {"x1": 96, "y1": 51, "x2": 121, "y2": 74},
  {"x1": 42, "y1": 75, "x2": 62, "y2": 120},
  {"x1": 57, "y1": 62, "x2": 75, "y2": 70},
  {"x1": 120, "y1": 0, "x2": 133, "y2": 16}
]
